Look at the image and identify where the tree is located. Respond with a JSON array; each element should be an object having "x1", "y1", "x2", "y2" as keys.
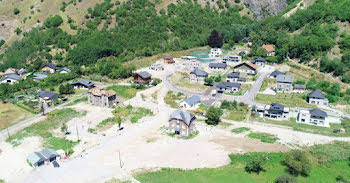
[
  {"x1": 59, "y1": 83, "x2": 75, "y2": 94},
  {"x1": 208, "y1": 30, "x2": 223, "y2": 48},
  {"x1": 245, "y1": 153, "x2": 267, "y2": 174},
  {"x1": 14, "y1": 8, "x2": 20, "y2": 15},
  {"x1": 204, "y1": 77, "x2": 214, "y2": 86},
  {"x1": 283, "y1": 150, "x2": 312, "y2": 176},
  {"x1": 44, "y1": 15, "x2": 64, "y2": 28},
  {"x1": 275, "y1": 175, "x2": 297, "y2": 183},
  {"x1": 0, "y1": 40, "x2": 5, "y2": 47},
  {"x1": 205, "y1": 106, "x2": 223, "y2": 125},
  {"x1": 215, "y1": 75, "x2": 221, "y2": 82}
]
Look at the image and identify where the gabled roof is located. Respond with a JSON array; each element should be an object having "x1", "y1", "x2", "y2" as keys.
[
  {"x1": 237, "y1": 77, "x2": 246, "y2": 82},
  {"x1": 58, "y1": 67, "x2": 71, "y2": 73},
  {"x1": 309, "y1": 89, "x2": 325, "y2": 99},
  {"x1": 252, "y1": 57, "x2": 266, "y2": 63},
  {"x1": 169, "y1": 110, "x2": 196, "y2": 126},
  {"x1": 209, "y1": 63, "x2": 227, "y2": 69},
  {"x1": 190, "y1": 69, "x2": 208, "y2": 77},
  {"x1": 270, "y1": 103, "x2": 284, "y2": 111},
  {"x1": 276, "y1": 74, "x2": 294, "y2": 84},
  {"x1": 216, "y1": 82, "x2": 241, "y2": 89},
  {"x1": 71, "y1": 80, "x2": 95, "y2": 88},
  {"x1": 164, "y1": 56, "x2": 173, "y2": 59},
  {"x1": 4, "y1": 68, "x2": 17, "y2": 74},
  {"x1": 310, "y1": 109, "x2": 327, "y2": 118},
  {"x1": 40, "y1": 148, "x2": 59, "y2": 159},
  {"x1": 44, "y1": 63, "x2": 56, "y2": 70},
  {"x1": 137, "y1": 71, "x2": 152, "y2": 79},
  {"x1": 234, "y1": 62, "x2": 257, "y2": 70},
  {"x1": 33, "y1": 73, "x2": 48, "y2": 80},
  {"x1": 262, "y1": 44, "x2": 275, "y2": 52},
  {"x1": 294, "y1": 84, "x2": 306, "y2": 89},
  {"x1": 227, "y1": 72, "x2": 240, "y2": 78},
  {"x1": 0, "y1": 73, "x2": 21, "y2": 81},
  {"x1": 27, "y1": 152, "x2": 46, "y2": 165},
  {"x1": 39, "y1": 91, "x2": 58, "y2": 99},
  {"x1": 270, "y1": 70, "x2": 283, "y2": 77},
  {"x1": 183, "y1": 96, "x2": 200, "y2": 106},
  {"x1": 18, "y1": 68, "x2": 27, "y2": 75},
  {"x1": 88, "y1": 87, "x2": 116, "y2": 97}
]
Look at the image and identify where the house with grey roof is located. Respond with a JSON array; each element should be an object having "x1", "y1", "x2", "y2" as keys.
[
  {"x1": 0, "y1": 73, "x2": 21, "y2": 85},
  {"x1": 223, "y1": 55, "x2": 241, "y2": 66},
  {"x1": 293, "y1": 84, "x2": 306, "y2": 93},
  {"x1": 251, "y1": 57, "x2": 266, "y2": 67},
  {"x1": 216, "y1": 82, "x2": 241, "y2": 93},
  {"x1": 133, "y1": 71, "x2": 152, "y2": 84},
  {"x1": 180, "y1": 96, "x2": 201, "y2": 109},
  {"x1": 58, "y1": 67, "x2": 71, "y2": 74},
  {"x1": 270, "y1": 70, "x2": 283, "y2": 78},
  {"x1": 190, "y1": 69, "x2": 208, "y2": 84},
  {"x1": 41, "y1": 63, "x2": 56, "y2": 73},
  {"x1": 168, "y1": 110, "x2": 196, "y2": 137},
  {"x1": 209, "y1": 63, "x2": 227, "y2": 70},
  {"x1": 308, "y1": 89, "x2": 328, "y2": 106},
  {"x1": 27, "y1": 148, "x2": 60, "y2": 168},
  {"x1": 226, "y1": 72, "x2": 246, "y2": 83},
  {"x1": 297, "y1": 109, "x2": 329, "y2": 127},
  {"x1": 276, "y1": 74, "x2": 293, "y2": 93},
  {"x1": 255, "y1": 103, "x2": 290, "y2": 120},
  {"x1": 71, "y1": 80, "x2": 95, "y2": 89},
  {"x1": 39, "y1": 91, "x2": 59, "y2": 103},
  {"x1": 33, "y1": 73, "x2": 48, "y2": 80}
]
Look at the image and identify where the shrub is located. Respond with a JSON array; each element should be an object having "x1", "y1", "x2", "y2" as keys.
[
  {"x1": 14, "y1": 8, "x2": 20, "y2": 15},
  {"x1": 283, "y1": 150, "x2": 312, "y2": 176},
  {"x1": 205, "y1": 106, "x2": 223, "y2": 125},
  {"x1": 234, "y1": 0, "x2": 241, "y2": 3},
  {"x1": 275, "y1": 175, "x2": 297, "y2": 183},
  {"x1": 44, "y1": 15, "x2": 64, "y2": 28},
  {"x1": 244, "y1": 153, "x2": 267, "y2": 174}
]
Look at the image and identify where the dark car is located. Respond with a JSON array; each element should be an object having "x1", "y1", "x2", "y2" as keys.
[{"x1": 52, "y1": 161, "x2": 60, "y2": 168}]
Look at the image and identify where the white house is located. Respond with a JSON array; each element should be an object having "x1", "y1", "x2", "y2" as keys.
[
  {"x1": 180, "y1": 96, "x2": 201, "y2": 110},
  {"x1": 297, "y1": 109, "x2": 329, "y2": 127},
  {"x1": 189, "y1": 69, "x2": 208, "y2": 84},
  {"x1": 149, "y1": 63, "x2": 164, "y2": 71},
  {"x1": 209, "y1": 63, "x2": 227, "y2": 71},
  {"x1": 223, "y1": 55, "x2": 241, "y2": 66},
  {"x1": 187, "y1": 60, "x2": 201, "y2": 70},
  {"x1": 308, "y1": 90, "x2": 328, "y2": 106},
  {"x1": 209, "y1": 48, "x2": 222, "y2": 58},
  {"x1": 0, "y1": 74, "x2": 21, "y2": 85},
  {"x1": 255, "y1": 103, "x2": 290, "y2": 120},
  {"x1": 251, "y1": 57, "x2": 266, "y2": 67},
  {"x1": 226, "y1": 72, "x2": 246, "y2": 83},
  {"x1": 216, "y1": 82, "x2": 241, "y2": 93}
]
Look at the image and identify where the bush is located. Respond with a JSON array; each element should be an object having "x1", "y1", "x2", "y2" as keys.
[
  {"x1": 205, "y1": 107, "x2": 223, "y2": 125},
  {"x1": 275, "y1": 175, "x2": 297, "y2": 183},
  {"x1": 283, "y1": 150, "x2": 312, "y2": 176},
  {"x1": 244, "y1": 153, "x2": 267, "y2": 174},
  {"x1": 44, "y1": 15, "x2": 64, "y2": 28},
  {"x1": 14, "y1": 8, "x2": 20, "y2": 15}
]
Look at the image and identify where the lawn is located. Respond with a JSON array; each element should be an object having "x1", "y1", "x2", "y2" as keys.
[
  {"x1": 255, "y1": 93, "x2": 315, "y2": 108},
  {"x1": 222, "y1": 103, "x2": 250, "y2": 122},
  {"x1": 135, "y1": 142, "x2": 350, "y2": 183},
  {"x1": 247, "y1": 132, "x2": 279, "y2": 143},
  {"x1": 168, "y1": 72, "x2": 209, "y2": 93},
  {"x1": 231, "y1": 127, "x2": 250, "y2": 134},
  {"x1": 259, "y1": 78, "x2": 275, "y2": 92},
  {"x1": 164, "y1": 91, "x2": 186, "y2": 108},
  {"x1": 0, "y1": 102, "x2": 34, "y2": 131},
  {"x1": 106, "y1": 85, "x2": 140, "y2": 99},
  {"x1": 6, "y1": 108, "x2": 85, "y2": 153}
]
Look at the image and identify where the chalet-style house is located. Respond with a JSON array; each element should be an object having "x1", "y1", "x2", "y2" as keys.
[
  {"x1": 216, "y1": 82, "x2": 241, "y2": 93},
  {"x1": 71, "y1": 80, "x2": 95, "y2": 89},
  {"x1": 226, "y1": 72, "x2": 246, "y2": 83},
  {"x1": 0, "y1": 74, "x2": 21, "y2": 85},
  {"x1": 209, "y1": 63, "x2": 227, "y2": 70},
  {"x1": 251, "y1": 57, "x2": 266, "y2": 67},
  {"x1": 270, "y1": 70, "x2": 283, "y2": 78},
  {"x1": 276, "y1": 74, "x2": 293, "y2": 93},
  {"x1": 293, "y1": 84, "x2": 306, "y2": 93},
  {"x1": 209, "y1": 48, "x2": 222, "y2": 58},
  {"x1": 163, "y1": 56, "x2": 175, "y2": 64},
  {"x1": 39, "y1": 91, "x2": 59, "y2": 103},
  {"x1": 133, "y1": 71, "x2": 152, "y2": 84},
  {"x1": 190, "y1": 69, "x2": 208, "y2": 84},
  {"x1": 308, "y1": 89, "x2": 328, "y2": 106},
  {"x1": 180, "y1": 96, "x2": 201, "y2": 110},
  {"x1": 233, "y1": 62, "x2": 257, "y2": 75},
  {"x1": 297, "y1": 109, "x2": 329, "y2": 127},
  {"x1": 41, "y1": 63, "x2": 56, "y2": 73},
  {"x1": 58, "y1": 67, "x2": 71, "y2": 74},
  {"x1": 255, "y1": 103, "x2": 290, "y2": 120},
  {"x1": 149, "y1": 63, "x2": 164, "y2": 71},
  {"x1": 27, "y1": 148, "x2": 60, "y2": 168},
  {"x1": 262, "y1": 44, "x2": 275, "y2": 56},
  {"x1": 88, "y1": 87, "x2": 117, "y2": 108},
  {"x1": 168, "y1": 110, "x2": 196, "y2": 137}
]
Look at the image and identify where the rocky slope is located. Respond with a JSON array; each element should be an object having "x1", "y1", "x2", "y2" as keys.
[{"x1": 243, "y1": 0, "x2": 288, "y2": 19}]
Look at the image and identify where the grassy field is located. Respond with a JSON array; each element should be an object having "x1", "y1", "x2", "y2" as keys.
[
  {"x1": 255, "y1": 93, "x2": 315, "y2": 108},
  {"x1": 222, "y1": 104, "x2": 250, "y2": 122},
  {"x1": 106, "y1": 85, "x2": 141, "y2": 99},
  {"x1": 231, "y1": 127, "x2": 250, "y2": 134},
  {"x1": 259, "y1": 78, "x2": 275, "y2": 91},
  {"x1": 247, "y1": 132, "x2": 279, "y2": 143},
  {"x1": 0, "y1": 102, "x2": 34, "y2": 131},
  {"x1": 164, "y1": 91, "x2": 186, "y2": 108},
  {"x1": 135, "y1": 142, "x2": 350, "y2": 183},
  {"x1": 6, "y1": 108, "x2": 84, "y2": 153},
  {"x1": 168, "y1": 72, "x2": 209, "y2": 92}
]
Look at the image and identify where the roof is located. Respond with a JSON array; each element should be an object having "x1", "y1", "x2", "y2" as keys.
[
  {"x1": 18, "y1": 68, "x2": 27, "y2": 75},
  {"x1": 45, "y1": 63, "x2": 56, "y2": 70},
  {"x1": 252, "y1": 57, "x2": 266, "y2": 63},
  {"x1": 88, "y1": 87, "x2": 116, "y2": 97},
  {"x1": 227, "y1": 72, "x2": 240, "y2": 78},
  {"x1": 294, "y1": 84, "x2": 306, "y2": 89},
  {"x1": 33, "y1": 73, "x2": 48, "y2": 80},
  {"x1": 71, "y1": 80, "x2": 95, "y2": 88},
  {"x1": 27, "y1": 152, "x2": 46, "y2": 165},
  {"x1": 276, "y1": 74, "x2": 294, "y2": 83},
  {"x1": 183, "y1": 96, "x2": 200, "y2": 105},
  {"x1": 190, "y1": 69, "x2": 208, "y2": 77},
  {"x1": 309, "y1": 89, "x2": 325, "y2": 99},
  {"x1": 169, "y1": 110, "x2": 196, "y2": 126},
  {"x1": 137, "y1": 71, "x2": 152, "y2": 79},
  {"x1": 310, "y1": 109, "x2": 327, "y2": 118},
  {"x1": 216, "y1": 82, "x2": 241, "y2": 89},
  {"x1": 270, "y1": 70, "x2": 283, "y2": 77},
  {"x1": 234, "y1": 62, "x2": 258, "y2": 70},
  {"x1": 39, "y1": 91, "x2": 58, "y2": 99},
  {"x1": 164, "y1": 56, "x2": 173, "y2": 59},
  {"x1": 237, "y1": 77, "x2": 246, "y2": 82},
  {"x1": 41, "y1": 148, "x2": 59, "y2": 159},
  {"x1": 209, "y1": 63, "x2": 227, "y2": 69},
  {"x1": 0, "y1": 73, "x2": 21, "y2": 81},
  {"x1": 4, "y1": 68, "x2": 17, "y2": 74},
  {"x1": 262, "y1": 44, "x2": 275, "y2": 52},
  {"x1": 270, "y1": 103, "x2": 284, "y2": 111},
  {"x1": 58, "y1": 67, "x2": 71, "y2": 73}
]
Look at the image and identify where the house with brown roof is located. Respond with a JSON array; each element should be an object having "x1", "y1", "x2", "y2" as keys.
[
  {"x1": 4, "y1": 68, "x2": 18, "y2": 75},
  {"x1": 163, "y1": 56, "x2": 175, "y2": 64},
  {"x1": 262, "y1": 44, "x2": 275, "y2": 56},
  {"x1": 233, "y1": 62, "x2": 258, "y2": 75},
  {"x1": 88, "y1": 87, "x2": 117, "y2": 107},
  {"x1": 41, "y1": 63, "x2": 56, "y2": 73}
]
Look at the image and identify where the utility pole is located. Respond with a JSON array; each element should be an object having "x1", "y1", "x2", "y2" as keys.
[
  {"x1": 118, "y1": 150, "x2": 124, "y2": 168},
  {"x1": 7, "y1": 127, "x2": 10, "y2": 138},
  {"x1": 76, "y1": 124, "x2": 80, "y2": 141},
  {"x1": 65, "y1": 139, "x2": 69, "y2": 157}
]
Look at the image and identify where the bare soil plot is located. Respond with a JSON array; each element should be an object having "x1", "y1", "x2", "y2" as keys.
[{"x1": 0, "y1": 102, "x2": 34, "y2": 131}]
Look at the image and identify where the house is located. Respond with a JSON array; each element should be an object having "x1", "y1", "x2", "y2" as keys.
[
  {"x1": 190, "y1": 69, "x2": 208, "y2": 84},
  {"x1": 33, "y1": 73, "x2": 48, "y2": 80},
  {"x1": 226, "y1": 72, "x2": 246, "y2": 83},
  {"x1": 70, "y1": 80, "x2": 95, "y2": 89},
  {"x1": 180, "y1": 96, "x2": 201, "y2": 109},
  {"x1": 27, "y1": 148, "x2": 60, "y2": 168},
  {"x1": 168, "y1": 110, "x2": 196, "y2": 137},
  {"x1": 262, "y1": 44, "x2": 275, "y2": 56},
  {"x1": 233, "y1": 62, "x2": 258, "y2": 75},
  {"x1": 209, "y1": 48, "x2": 222, "y2": 58},
  {"x1": 251, "y1": 57, "x2": 266, "y2": 67},
  {"x1": 216, "y1": 82, "x2": 241, "y2": 93},
  {"x1": 223, "y1": 55, "x2": 241, "y2": 66},
  {"x1": 270, "y1": 70, "x2": 283, "y2": 78},
  {"x1": 39, "y1": 91, "x2": 59, "y2": 103},
  {"x1": 40, "y1": 148, "x2": 60, "y2": 162},
  {"x1": 242, "y1": 37, "x2": 250, "y2": 43},
  {"x1": 149, "y1": 63, "x2": 164, "y2": 71},
  {"x1": 88, "y1": 87, "x2": 117, "y2": 107},
  {"x1": 58, "y1": 67, "x2": 71, "y2": 74},
  {"x1": 297, "y1": 109, "x2": 329, "y2": 127},
  {"x1": 293, "y1": 84, "x2": 306, "y2": 93},
  {"x1": 18, "y1": 68, "x2": 27, "y2": 76},
  {"x1": 133, "y1": 71, "x2": 152, "y2": 84},
  {"x1": 41, "y1": 63, "x2": 56, "y2": 73},
  {"x1": 163, "y1": 56, "x2": 175, "y2": 64},
  {"x1": 0, "y1": 74, "x2": 21, "y2": 85},
  {"x1": 181, "y1": 56, "x2": 197, "y2": 61},
  {"x1": 308, "y1": 89, "x2": 328, "y2": 106},
  {"x1": 187, "y1": 60, "x2": 201, "y2": 69},
  {"x1": 209, "y1": 63, "x2": 227, "y2": 70},
  {"x1": 4, "y1": 68, "x2": 17, "y2": 75},
  {"x1": 255, "y1": 103, "x2": 290, "y2": 119},
  {"x1": 276, "y1": 75, "x2": 293, "y2": 93}
]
